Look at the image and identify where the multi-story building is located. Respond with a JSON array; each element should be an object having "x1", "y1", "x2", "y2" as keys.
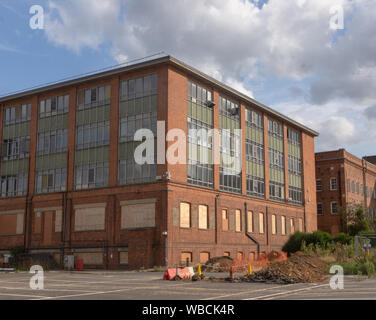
[
  {"x1": 0, "y1": 55, "x2": 318, "y2": 269},
  {"x1": 316, "y1": 149, "x2": 376, "y2": 235}
]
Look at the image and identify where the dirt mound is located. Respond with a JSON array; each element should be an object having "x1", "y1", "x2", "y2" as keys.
[
  {"x1": 203, "y1": 256, "x2": 233, "y2": 272},
  {"x1": 242, "y1": 252, "x2": 328, "y2": 284}
]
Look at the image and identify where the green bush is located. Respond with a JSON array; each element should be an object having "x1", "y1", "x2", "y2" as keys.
[
  {"x1": 282, "y1": 231, "x2": 333, "y2": 254},
  {"x1": 333, "y1": 233, "x2": 353, "y2": 245}
]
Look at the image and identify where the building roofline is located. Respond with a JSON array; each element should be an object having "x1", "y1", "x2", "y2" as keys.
[{"x1": 0, "y1": 54, "x2": 319, "y2": 136}]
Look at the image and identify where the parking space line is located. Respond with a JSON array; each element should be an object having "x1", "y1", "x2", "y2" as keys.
[
  {"x1": 0, "y1": 292, "x2": 52, "y2": 299},
  {"x1": 244, "y1": 283, "x2": 328, "y2": 300},
  {"x1": 201, "y1": 283, "x2": 299, "y2": 300}
]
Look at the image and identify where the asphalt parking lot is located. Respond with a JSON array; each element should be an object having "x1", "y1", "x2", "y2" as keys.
[{"x1": 0, "y1": 271, "x2": 375, "y2": 300}]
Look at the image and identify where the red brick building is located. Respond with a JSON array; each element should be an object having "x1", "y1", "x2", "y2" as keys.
[
  {"x1": 316, "y1": 149, "x2": 376, "y2": 235},
  {"x1": 0, "y1": 56, "x2": 318, "y2": 269}
]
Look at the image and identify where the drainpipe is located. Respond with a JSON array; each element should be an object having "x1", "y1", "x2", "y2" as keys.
[
  {"x1": 266, "y1": 206, "x2": 269, "y2": 249},
  {"x1": 215, "y1": 194, "x2": 220, "y2": 244},
  {"x1": 244, "y1": 202, "x2": 260, "y2": 256}
]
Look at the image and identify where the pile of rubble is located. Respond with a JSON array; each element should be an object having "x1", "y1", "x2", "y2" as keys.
[
  {"x1": 202, "y1": 256, "x2": 234, "y2": 272},
  {"x1": 242, "y1": 252, "x2": 328, "y2": 284}
]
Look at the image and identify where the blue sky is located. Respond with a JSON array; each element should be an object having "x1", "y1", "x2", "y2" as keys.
[{"x1": 1, "y1": 0, "x2": 375, "y2": 158}]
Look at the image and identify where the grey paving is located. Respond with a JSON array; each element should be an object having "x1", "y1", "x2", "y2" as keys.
[{"x1": 0, "y1": 271, "x2": 374, "y2": 300}]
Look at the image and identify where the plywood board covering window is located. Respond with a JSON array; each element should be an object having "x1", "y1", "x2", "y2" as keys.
[
  {"x1": 119, "y1": 252, "x2": 129, "y2": 265},
  {"x1": 198, "y1": 205, "x2": 208, "y2": 229},
  {"x1": 222, "y1": 209, "x2": 229, "y2": 231},
  {"x1": 0, "y1": 214, "x2": 18, "y2": 235},
  {"x1": 199, "y1": 252, "x2": 210, "y2": 263},
  {"x1": 121, "y1": 203, "x2": 155, "y2": 229},
  {"x1": 298, "y1": 218, "x2": 303, "y2": 232},
  {"x1": 55, "y1": 210, "x2": 62, "y2": 232},
  {"x1": 259, "y1": 213, "x2": 264, "y2": 234},
  {"x1": 75, "y1": 252, "x2": 103, "y2": 265},
  {"x1": 247, "y1": 211, "x2": 253, "y2": 233},
  {"x1": 74, "y1": 206, "x2": 105, "y2": 231},
  {"x1": 290, "y1": 218, "x2": 295, "y2": 234},
  {"x1": 272, "y1": 214, "x2": 276, "y2": 234},
  {"x1": 180, "y1": 202, "x2": 191, "y2": 228},
  {"x1": 281, "y1": 216, "x2": 286, "y2": 235},
  {"x1": 181, "y1": 252, "x2": 192, "y2": 264},
  {"x1": 235, "y1": 210, "x2": 241, "y2": 232}
]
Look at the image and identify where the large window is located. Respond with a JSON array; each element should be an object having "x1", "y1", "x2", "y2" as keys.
[
  {"x1": 219, "y1": 96, "x2": 241, "y2": 194},
  {"x1": 118, "y1": 160, "x2": 156, "y2": 185},
  {"x1": 0, "y1": 174, "x2": 28, "y2": 197},
  {"x1": 37, "y1": 129, "x2": 67, "y2": 155},
  {"x1": 268, "y1": 118, "x2": 285, "y2": 201},
  {"x1": 118, "y1": 74, "x2": 158, "y2": 186},
  {"x1": 220, "y1": 168, "x2": 241, "y2": 193},
  {"x1": 187, "y1": 81, "x2": 214, "y2": 188},
  {"x1": 76, "y1": 121, "x2": 109, "y2": 149},
  {"x1": 289, "y1": 186, "x2": 303, "y2": 204},
  {"x1": 77, "y1": 85, "x2": 111, "y2": 110},
  {"x1": 36, "y1": 168, "x2": 66, "y2": 193},
  {"x1": 39, "y1": 95, "x2": 69, "y2": 118},
  {"x1": 270, "y1": 181, "x2": 285, "y2": 201},
  {"x1": 4, "y1": 104, "x2": 31, "y2": 126},
  {"x1": 1, "y1": 137, "x2": 30, "y2": 160},
  {"x1": 120, "y1": 74, "x2": 157, "y2": 101},
  {"x1": 246, "y1": 176, "x2": 265, "y2": 198},
  {"x1": 75, "y1": 162, "x2": 109, "y2": 190}
]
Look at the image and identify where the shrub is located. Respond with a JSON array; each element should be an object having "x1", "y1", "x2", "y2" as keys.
[
  {"x1": 333, "y1": 233, "x2": 353, "y2": 245},
  {"x1": 282, "y1": 231, "x2": 333, "y2": 254}
]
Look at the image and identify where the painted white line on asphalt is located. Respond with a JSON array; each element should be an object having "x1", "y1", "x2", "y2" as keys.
[
  {"x1": 201, "y1": 283, "x2": 299, "y2": 300},
  {"x1": 0, "y1": 292, "x2": 51, "y2": 299},
  {"x1": 244, "y1": 283, "x2": 329, "y2": 300},
  {"x1": 32, "y1": 285, "x2": 176, "y2": 300}
]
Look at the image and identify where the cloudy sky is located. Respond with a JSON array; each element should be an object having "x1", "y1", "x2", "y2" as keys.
[{"x1": 0, "y1": 0, "x2": 375, "y2": 157}]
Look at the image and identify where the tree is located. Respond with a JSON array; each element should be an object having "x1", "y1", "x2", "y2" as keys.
[{"x1": 339, "y1": 203, "x2": 374, "y2": 236}]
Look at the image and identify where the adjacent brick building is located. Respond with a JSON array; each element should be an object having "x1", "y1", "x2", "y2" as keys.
[
  {"x1": 0, "y1": 55, "x2": 318, "y2": 269},
  {"x1": 316, "y1": 149, "x2": 376, "y2": 235}
]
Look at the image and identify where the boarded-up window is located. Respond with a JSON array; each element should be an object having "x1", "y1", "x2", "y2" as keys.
[
  {"x1": 272, "y1": 214, "x2": 276, "y2": 234},
  {"x1": 34, "y1": 212, "x2": 42, "y2": 233},
  {"x1": 298, "y1": 218, "x2": 303, "y2": 232},
  {"x1": 235, "y1": 210, "x2": 241, "y2": 232},
  {"x1": 249, "y1": 252, "x2": 255, "y2": 261},
  {"x1": 223, "y1": 252, "x2": 230, "y2": 257},
  {"x1": 181, "y1": 252, "x2": 192, "y2": 264},
  {"x1": 237, "y1": 252, "x2": 243, "y2": 260},
  {"x1": 119, "y1": 252, "x2": 129, "y2": 265},
  {"x1": 0, "y1": 215, "x2": 17, "y2": 235},
  {"x1": 55, "y1": 210, "x2": 62, "y2": 232},
  {"x1": 180, "y1": 202, "x2": 191, "y2": 228},
  {"x1": 222, "y1": 209, "x2": 229, "y2": 231},
  {"x1": 290, "y1": 218, "x2": 295, "y2": 234},
  {"x1": 198, "y1": 205, "x2": 208, "y2": 229},
  {"x1": 121, "y1": 203, "x2": 155, "y2": 229},
  {"x1": 281, "y1": 216, "x2": 286, "y2": 235},
  {"x1": 74, "y1": 206, "x2": 106, "y2": 231},
  {"x1": 199, "y1": 252, "x2": 210, "y2": 263},
  {"x1": 75, "y1": 252, "x2": 103, "y2": 265},
  {"x1": 247, "y1": 211, "x2": 253, "y2": 233},
  {"x1": 259, "y1": 213, "x2": 264, "y2": 234}
]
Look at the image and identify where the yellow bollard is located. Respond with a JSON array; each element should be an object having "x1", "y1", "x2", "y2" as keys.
[
  {"x1": 367, "y1": 249, "x2": 370, "y2": 258},
  {"x1": 248, "y1": 264, "x2": 252, "y2": 275},
  {"x1": 197, "y1": 264, "x2": 202, "y2": 277}
]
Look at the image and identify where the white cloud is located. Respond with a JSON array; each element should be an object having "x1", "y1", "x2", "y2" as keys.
[{"x1": 42, "y1": 0, "x2": 376, "y2": 155}]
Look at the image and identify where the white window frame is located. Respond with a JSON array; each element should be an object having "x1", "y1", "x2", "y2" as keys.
[
  {"x1": 330, "y1": 201, "x2": 338, "y2": 215},
  {"x1": 330, "y1": 178, "x2": 337, "y2": 191}
]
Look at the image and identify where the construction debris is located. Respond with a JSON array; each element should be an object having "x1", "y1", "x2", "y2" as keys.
[
  {"x1": 242, "y1": 252, "x2": 328, "y2": 284},
  {"x1": 202, "y1": 256, "x2": 233, "y2": 272}
]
